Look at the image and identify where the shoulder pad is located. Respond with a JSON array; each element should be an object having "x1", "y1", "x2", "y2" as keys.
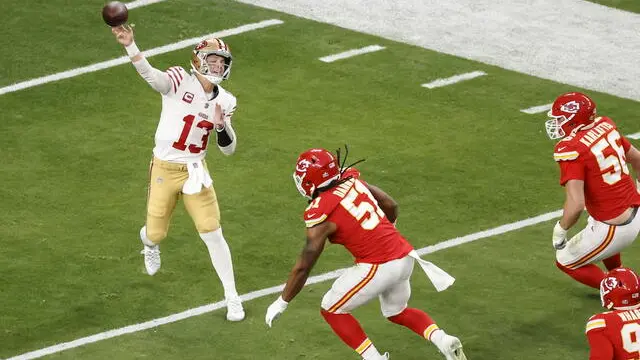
[
  {"x1": 603, "y1": 117, "x2": 619, "y2": 129},
  {"x1": 553, "y1": 142, "x2": 580, "y2": 162},
  {"x1": 303, "y1": 193, "x2": 340, "y2": 228},
  {"x1": 341, "y1": 167, "x2": 361, "y2": 179},
  {"x1": 216, "y1": 87, "x2": 237, "y2": 118},
  {"x1": 585, "y1": 315, "x2": 606, "y2": 333},
  {"x1": 554, "y1": 150, "x2": 580, "y2": 162},
  {"x1": 165, "y1": 66, "x2": 188, "y2": 93},
  {"x1": 302, "y1": 179, "x2": 357, "y2": 227}
]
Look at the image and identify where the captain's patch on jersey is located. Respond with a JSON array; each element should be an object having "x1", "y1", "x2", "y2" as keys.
[{"x1": 182, "y1": 92, "x2": 194, "y2": 103}]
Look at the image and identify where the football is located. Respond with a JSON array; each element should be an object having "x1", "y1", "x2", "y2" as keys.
[{"x1": 102, "y1": 1, "x2": 128, "y2": 27}]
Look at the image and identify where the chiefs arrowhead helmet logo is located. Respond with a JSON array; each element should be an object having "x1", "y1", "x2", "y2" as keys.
[
  {"x1": 602, "y1": 277, "x2": 618, "y2": 291},
  {"x1": 296, "y1": 159, "x2": 312, "y2": 173},
  {"x1": 560, "y1": 100, "x2": 580, "y2": 114}
]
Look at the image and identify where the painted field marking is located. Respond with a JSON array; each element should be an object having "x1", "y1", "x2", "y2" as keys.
[
  {"x1": 627, "y1": 133, "x2": 640, "y2": 140},
  {"x1": 521, "y1": 103, "x2": 552, "y2": 114},
  {"x1": 319, "y1": 45, "x2": 386, "y2": 63},
  {"x1": 124, "y1": 0, "x2": 167, "y2": 9},
  {"x1": 421, "y1": 71, "x2": 487, "y2": 89},
  {"x1": 7, "y1": 209, "x2": 562, "y2": 360},
  {"x1": 0, "y1": 19, "x2": 284, "y2": 96}
]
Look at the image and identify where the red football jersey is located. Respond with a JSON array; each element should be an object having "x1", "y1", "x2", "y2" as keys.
[
  {"x1": 302, "y1": 175, "x2": 413, "y2": 264},
  {"x1": 586, "y1": 308, "x2": 640, "y2": 359},
  {"x1": 553, "y1": 117, "x2": 640, "y2": 221}
]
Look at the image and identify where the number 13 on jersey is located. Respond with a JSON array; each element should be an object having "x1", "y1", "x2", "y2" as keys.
[{"x1": 172, "y1": 114, "x2": 214, "y2": 154}]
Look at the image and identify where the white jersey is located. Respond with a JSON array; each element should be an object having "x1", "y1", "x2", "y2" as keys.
[{"x1": 153, "y1": 66, "x2": 237, "y2": 163}]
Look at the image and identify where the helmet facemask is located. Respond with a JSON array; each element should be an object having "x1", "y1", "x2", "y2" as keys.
[
  {"x1": 293, "y1": 172, "x2": 315, "y2": 200},
  {"x1": 545, "y1": 113, "x2": 570, "y2": 140}
]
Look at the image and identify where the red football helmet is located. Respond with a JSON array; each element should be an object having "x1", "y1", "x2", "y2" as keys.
[
  {"x1": 293, "y1": 148, "x2": 340, "y2": 199},
  {"x1": 545, "y1": 92, "x2": 597, "y2": 139},
  {"x1": 600, "y1": 267, "x2": 640, "y2": 310}
]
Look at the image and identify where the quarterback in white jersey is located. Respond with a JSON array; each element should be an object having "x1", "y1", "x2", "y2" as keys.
[
  {"x1": 111, "y1": 25, "x2": 244, "y2": 322},
  {"x1": 152, "y1": 62, "x2": 237, "y2": 163}
]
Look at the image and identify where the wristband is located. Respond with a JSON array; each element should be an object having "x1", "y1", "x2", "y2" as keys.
[
  {"x1": 277, "y1": 295, "x2": 289, "y2": 306},
  {"x1": 125, "y1": 41, "x2": 141, "y2": 58}
]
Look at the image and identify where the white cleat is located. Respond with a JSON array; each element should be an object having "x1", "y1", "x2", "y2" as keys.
[
  {"x1": 226, "y1": 296, "x2": 245, "y2": 322},
  {"x1": 437, "y1": 334, "x2": 467, "y2": 360},
  {"x1": 380, "y1": 352, "x2": 390, "y2": 359},
  {"x1": 140, "y1": 245, "x2": 161, "y2": 276}
]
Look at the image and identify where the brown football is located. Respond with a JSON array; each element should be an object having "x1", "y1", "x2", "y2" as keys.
[{"x1": 102, "y1": 1, "x2": 128, "y2": 27}]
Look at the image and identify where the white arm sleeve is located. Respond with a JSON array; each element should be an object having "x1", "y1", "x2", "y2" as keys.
[
  {"x1": 131, "y1": 57, "x2": 172, "y2": 95},
  {"x1": 217, "y1": 119, "x2": 237, "y2": 156}
]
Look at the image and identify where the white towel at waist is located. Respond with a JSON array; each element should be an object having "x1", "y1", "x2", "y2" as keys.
[
  {"x1": 182, "y1": 161, "x2": 213, "y2": 195},
  {"x1": 408, "y1": 250, "x2": 455, "y2": 292}
]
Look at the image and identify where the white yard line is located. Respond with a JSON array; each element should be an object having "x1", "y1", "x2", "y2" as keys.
[
  {"x1": 319, "y1": 45, "x2": 386, "y2": 63},
  {"x1": 627, "y1": 133, "x2": 640, "y2": 140},
  {"x1": 521, "y1": 103, "x2": 552, "y2": 114},
  {"x1": 125, "y1": 0, "x2": 167, "y2": 9},
  {"x1": 421, "y1": 71, "x2": 487, "y2": 89},
  {"x1": 0, "y1": 19, "x2": 284, "y2": 96},
  {"x1": 7, "y1": 209, "x2": 562, "y2": 360}
]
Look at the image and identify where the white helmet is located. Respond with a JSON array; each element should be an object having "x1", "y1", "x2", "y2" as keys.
[{"x1": 190, "y1": 38, "x2": 232, "y2": 84}]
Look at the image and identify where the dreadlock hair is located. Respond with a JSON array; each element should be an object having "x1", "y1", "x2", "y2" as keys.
[{"x1": 310, "y1": 144, "x2": 366, "y2": 200}]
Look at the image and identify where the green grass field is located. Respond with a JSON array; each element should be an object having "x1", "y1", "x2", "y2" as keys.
[
  {"x1": 2, "y1": 1, "x2": 640, "y2": 359},
  {"x1": 588, "y1": 0, "x2": 640, "y2": 12}
]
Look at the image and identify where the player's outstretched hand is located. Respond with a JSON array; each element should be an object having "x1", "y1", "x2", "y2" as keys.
[
  {"x1": 111, "y1": 24, "x2": 134, "y2": 46},
  {"x1": 212, "y1": 103, "x2": 225, "y2": 130},
  {"x1": 265, "y1": 296, "x2": 288, "y2": 328}
]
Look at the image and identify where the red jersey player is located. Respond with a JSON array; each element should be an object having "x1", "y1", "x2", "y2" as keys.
[
  {"x1": 264, "y1": 148, "x2": 467, "y2": 360},
  {"x1": 586, "y1": 267, "x2": 640, "y2": 359},
  {"x1": 546, "y1": 92, "x2": 640, "y2": 289}
]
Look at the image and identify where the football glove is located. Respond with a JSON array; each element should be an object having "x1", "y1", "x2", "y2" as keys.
[
  {"x1": 265, "y1": 295, "x2": 288, "y2": 328},
  {"x1": 552, "y1": 221, "x2": 568, "y2": 250}
]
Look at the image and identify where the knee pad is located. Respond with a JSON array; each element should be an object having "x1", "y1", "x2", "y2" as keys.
[
  {"x1": 195, "y1": 217, "x2": 220, "y2": 234},
  {"x1": 320, "y1": 291, "x2": 333, "y2": 312}
]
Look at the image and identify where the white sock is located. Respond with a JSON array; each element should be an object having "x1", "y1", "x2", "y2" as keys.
[
  {"x1": 139, "y1": 226, "x2": 157, "y2": 247},
  {"x1": 199, "y1": 228, "x2": 238, "y2": 299},
  {"x1": 361, "y1": 343, "x2": 382, "y2": 360},
  {"x1": 430, "y1": 329, "x2": 446, "y2": 348}
]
